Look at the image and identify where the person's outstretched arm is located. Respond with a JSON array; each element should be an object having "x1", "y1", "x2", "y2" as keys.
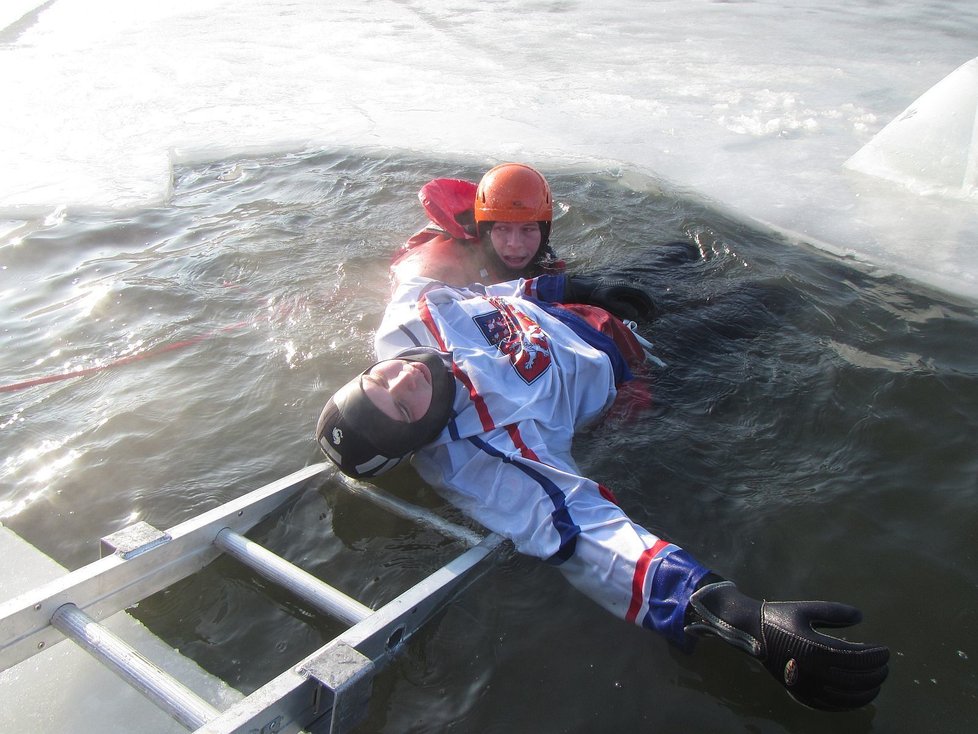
[{"x1": 500, "y1": 273, "x2": 656, "y2": 320}]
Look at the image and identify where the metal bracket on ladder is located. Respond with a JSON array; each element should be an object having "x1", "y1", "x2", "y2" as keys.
[
  {"x1": 0, "y1": 463, "x2": 503, "y2": 734},
  {"x1": 302, "y1": 642, "x2": 374, "y2": 733}
]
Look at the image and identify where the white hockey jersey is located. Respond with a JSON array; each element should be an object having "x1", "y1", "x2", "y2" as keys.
[{"x1": 374, "y1": 274, "x2": 710, "y2": 644}]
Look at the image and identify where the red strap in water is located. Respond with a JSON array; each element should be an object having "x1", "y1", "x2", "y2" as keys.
[{"x1": 0, "y1": 321, "x2": 249, "y2": 394}]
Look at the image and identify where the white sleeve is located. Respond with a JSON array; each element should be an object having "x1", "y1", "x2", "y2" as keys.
[
  {"x1": 373, "y1": 278, "x2": 439, "y2": 358},
  {"x1": 374, "y1": 312, "x2": 438, "y2": 358},
  {"x1": 412, "y1": 419, "x2": 700, "y2": 630}
]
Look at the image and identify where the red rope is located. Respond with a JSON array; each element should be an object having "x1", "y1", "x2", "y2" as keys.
[{"x1": 0, "y1": 321, "x2": 250, "y2": 394}]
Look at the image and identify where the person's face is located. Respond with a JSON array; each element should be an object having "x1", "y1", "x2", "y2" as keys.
[
  {"x1": 489, "y1": 221, "x2": 541, "y2": 271},
  {"x1": 361, "y1": 359, "x2": 433, "y2": 422}
]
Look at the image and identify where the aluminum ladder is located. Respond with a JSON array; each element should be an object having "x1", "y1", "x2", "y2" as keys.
[{"x1": 0, "y1": 463, "x2": 503, "y2": 733}]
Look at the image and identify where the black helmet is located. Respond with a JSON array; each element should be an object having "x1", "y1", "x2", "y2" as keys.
[{"x1": 316, "y1": 348, "x2": 455, "y2": 478}]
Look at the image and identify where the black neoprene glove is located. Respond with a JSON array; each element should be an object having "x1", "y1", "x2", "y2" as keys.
[
  {"x1": 684, "y1": 577, "x2": 889, "y2": 711},
  {"x1": 562, "y1": 275, "x2": 656, "y2": 321}
]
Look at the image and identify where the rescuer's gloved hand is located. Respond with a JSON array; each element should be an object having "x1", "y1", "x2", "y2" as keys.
[
  {"x1": 562, "y1": 275, "x2": 656, "y2": 321},
  {"x1": 684, "y1": 576, "x2": 890, "y2": 711}
]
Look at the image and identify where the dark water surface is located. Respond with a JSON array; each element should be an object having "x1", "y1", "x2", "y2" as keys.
[{"x1": 2, "y1": 150, "x2": 977, "y2": 732}]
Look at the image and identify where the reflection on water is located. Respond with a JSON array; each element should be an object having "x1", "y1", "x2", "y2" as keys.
[{"x1": 2, "y1": 150, "x2": 977, "y2": 732}]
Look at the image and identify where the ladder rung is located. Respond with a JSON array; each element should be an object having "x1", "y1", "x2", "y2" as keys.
[
  {"x1": 214, "y1": 528, "x2": 372, "y2": 626},
  {"x1": 193, "y1": 533, "x2": 504, "y2": 734},
  {"x1": 50, "y1": 603, "x2": 221, "y2": 731},
  {"x1": 2, "y1": 464, "x2": 502, "y2": 734},
  {"x1": 0, "y1": 463, "x2": 329, "y2": 672}
]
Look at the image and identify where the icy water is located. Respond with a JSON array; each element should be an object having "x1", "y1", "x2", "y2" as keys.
[{"x1": 2, "y1": 150, "x2": 978, "y2": 732}]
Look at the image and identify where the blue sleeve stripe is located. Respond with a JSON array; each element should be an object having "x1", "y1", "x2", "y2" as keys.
[{"x1": 465, "y1": 432, "x2": 580, "y2": 563}]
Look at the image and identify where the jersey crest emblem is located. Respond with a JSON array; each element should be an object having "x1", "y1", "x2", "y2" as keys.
[{"x1": 473, "y1": 299, "x2": 552, "y2": 384}]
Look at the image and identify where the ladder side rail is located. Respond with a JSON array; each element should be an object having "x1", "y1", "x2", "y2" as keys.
[
  {"x1": 193, "y1": 533, "x2": 505, "y2": 734},
  {"x1": 0, "y1": 463, "x2": 329, "y2": 671},
  {"x1": 51, "y1": 603, "x2": 222, "y2": 731},
  {"x1": 333, "y1": 475, "x2": 484, "y2": 547},
  {"x1": 336, "y1": 533, "x2": 504, "y2": 661},
  {"x1": 214, "y1": 528, "x2": 372, "y2": 627}
]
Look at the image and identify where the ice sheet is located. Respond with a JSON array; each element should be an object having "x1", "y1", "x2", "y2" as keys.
[{"x1": 2, "y1": 0, "x2": 976, "y2": 298}]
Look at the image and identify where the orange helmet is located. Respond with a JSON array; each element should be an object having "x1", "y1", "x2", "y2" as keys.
[{"x1": 474, "y1": 163, "x2": 552, "y2": 227}]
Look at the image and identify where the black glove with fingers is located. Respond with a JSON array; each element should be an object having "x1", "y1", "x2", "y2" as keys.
[
  {"x1": 562, "y1": 275, "x2": 656, "y2": 321},
  {"x1": 684, "y1": 577, "x2": 890, "y2": 711}
]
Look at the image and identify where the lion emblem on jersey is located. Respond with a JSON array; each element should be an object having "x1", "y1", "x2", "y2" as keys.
[{"x1": 473, "y1": 299, "x2": 552, "y2": 384}]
